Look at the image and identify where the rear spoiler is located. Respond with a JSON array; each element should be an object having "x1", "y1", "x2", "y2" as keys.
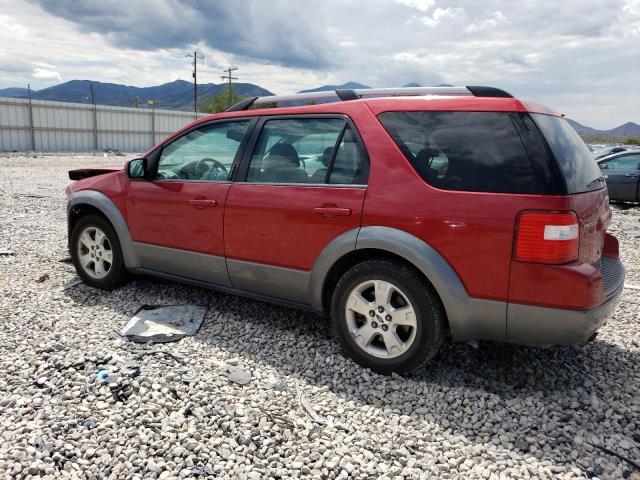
[{"x1": 68, "y1": 167, "x2": 121, "y2": 181}]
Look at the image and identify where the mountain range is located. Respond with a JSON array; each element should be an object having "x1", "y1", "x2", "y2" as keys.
[
  {"x1": 0, "y1": 80, "x2": 273, "y2": 110},
  {"x1": 1, "y1": 80, "x2": 638, "y2": 136},
  {"x1": 566, "y1": 119, "x2": 640, "y2": 137}
]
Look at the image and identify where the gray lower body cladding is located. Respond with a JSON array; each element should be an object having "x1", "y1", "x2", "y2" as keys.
[{"x1": 67, "y1": 192, "x2": 624, "y2": 347}]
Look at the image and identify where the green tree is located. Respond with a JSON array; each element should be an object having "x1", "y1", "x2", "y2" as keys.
[{"x1": 201, "y1": 85, "x2": 245, "y2": 113}]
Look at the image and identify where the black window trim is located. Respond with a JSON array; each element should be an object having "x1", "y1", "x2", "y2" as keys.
[
  {"x1": 510, "y1": 112, "x2": 568, "y2": 195},
  {"x1": 235, "y1": 113, "x2": 370, "y2": 187},
  {"x1": 144, "y1": 116, "x2": 259, "y2": 183}
]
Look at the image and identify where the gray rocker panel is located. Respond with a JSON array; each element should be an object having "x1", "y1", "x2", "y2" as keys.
[
  {"x1": 67, "y1": 190, "x2": 141, "y2": 268},
  {"x1": 132, "y1": 242, "x2": 231, "y2": 287},
  {"x1": 227, "y1": 259, "x2": 310, "y2": 304}
]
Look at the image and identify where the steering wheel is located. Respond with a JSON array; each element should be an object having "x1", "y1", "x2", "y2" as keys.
[{"x1": 194, "y1": 157, "x2": 227, "y2": 179}]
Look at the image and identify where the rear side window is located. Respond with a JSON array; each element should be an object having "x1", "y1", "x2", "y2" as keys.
[
  {"x1": 246, "y1": 118, "x2": 344, "y2": 184},
  {"x1": 531, "y1": 114, "x2": 604, "y2": 193},
  {"x1": 245, "y1": 117, "x2": 369, "y2": 185},
  {"x1": 378, "y1": 111, "x2": 558, "y2": 194}
]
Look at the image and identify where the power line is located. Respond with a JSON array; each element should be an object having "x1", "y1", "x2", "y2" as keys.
[
  {"x1": 221, "y1": 66, "x2": 238, "y2": 105},
  {"x1": 186, "y1": 51, "x2": 204, "y2": 113}
]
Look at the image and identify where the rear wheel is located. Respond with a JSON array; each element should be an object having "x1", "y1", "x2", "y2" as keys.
[
  {"x1": 70, "y1": 214, "x2": 128, "y2": 290},
  {"x1": 331, "y1": 259, "x2": 445, "y2": 374}
]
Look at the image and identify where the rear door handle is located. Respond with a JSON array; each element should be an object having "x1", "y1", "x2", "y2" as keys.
[
  {"x1": 624, "y1": 174, "x2": 639, "y2": 178},
  {"x1": 314, "y1": 207, "x2": 352, "y2": 217},
  {"x1": 189, "y1": 199, "x2": 217, "y2": 208}
]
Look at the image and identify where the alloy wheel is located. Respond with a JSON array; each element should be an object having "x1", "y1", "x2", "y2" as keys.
[
  {"x1": 344, "y1": 280, "x2": 418, "y2": 359},
  {"x1": 76, "y1": 226, "x2": 113, "y2": 279}
]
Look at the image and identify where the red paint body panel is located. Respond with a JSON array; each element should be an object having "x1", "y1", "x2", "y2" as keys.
[
  {"x1": 125, "y1": 180, "x2": 230, "y2": 256},
  {"x1": 224, "y1": 184, "x2": 365, "y2": 270}
]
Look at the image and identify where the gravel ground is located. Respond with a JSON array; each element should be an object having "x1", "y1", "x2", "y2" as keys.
[{"x1": 0, "y1": 153, "x2": 639, "y2": 480}]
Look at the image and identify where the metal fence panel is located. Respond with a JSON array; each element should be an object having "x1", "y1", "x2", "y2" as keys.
[{"x1": 0, "y1": 96, "x2": 206, "y2": 152}]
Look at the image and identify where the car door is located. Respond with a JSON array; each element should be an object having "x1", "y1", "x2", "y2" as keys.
[
  {"x1": 599, "y1": 153, "x2": 640, "y2": 201},
  {"x1": 224, "y1": 115, "x2": 369, "y2": 304},
  {"x1": 125, "y1": 119, "x2": 254, "y2": 285}
]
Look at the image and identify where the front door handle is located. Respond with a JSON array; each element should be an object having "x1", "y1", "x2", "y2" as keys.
[
  {"x1": 314, "y1": 206, "x2": 352, "y2": 217},
  {"x1": 189, "y1": 199, "x2": 217, "y2": 208},
  {"x1": 624, "y1": 173, "x2": 639, "y2": 178}
]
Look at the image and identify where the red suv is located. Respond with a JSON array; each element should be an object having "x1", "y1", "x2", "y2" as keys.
[{"x1": 66, "y1": 86, "x2": 625, "y2": 374}]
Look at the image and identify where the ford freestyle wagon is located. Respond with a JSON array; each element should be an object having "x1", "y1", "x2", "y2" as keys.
[{"x1": 66, "y1": 86, "x2": 625, "y2": 374}]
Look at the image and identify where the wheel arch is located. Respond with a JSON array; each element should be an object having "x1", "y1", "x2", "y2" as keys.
[
  {"x1": 310, "y1": 226, "x2": 506, "y2": 342},
  {"x1": 67, "y1": 190, "x2": 140, "y2": 268}
]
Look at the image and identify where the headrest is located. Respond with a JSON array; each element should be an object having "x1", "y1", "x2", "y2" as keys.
[
  {"x1": 321, "y1": 147, "x2": 334, "y2": 166},
  {"x1": 270, "y1": 143, "x2": 299, "y2": 166}
]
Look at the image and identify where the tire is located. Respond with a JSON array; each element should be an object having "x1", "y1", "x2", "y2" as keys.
[
  {"x1": 330, "y1": 259, "x2": 445, "y2": 375},
  {"x1": 70, "y1": 214, "x2": 128, "y2": 290}
]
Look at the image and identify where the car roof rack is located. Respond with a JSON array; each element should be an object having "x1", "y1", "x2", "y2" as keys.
[{"x1": 226, "y1": 85, "x2": 513, "y2": 112}]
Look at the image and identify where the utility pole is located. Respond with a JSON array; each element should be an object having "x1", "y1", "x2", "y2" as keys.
[
  {"x1": 27, "y1": 84, "x2": 35, "y2": 151},
  {"x1": 89, "y1": 82, "x2": 98, "y2": 150},
  {"x1": 221, "y1": 66, "x2": 238, "y2": 105},
  {"x1": 186, "y1": 51, "x2": 204, "y2": 113}
]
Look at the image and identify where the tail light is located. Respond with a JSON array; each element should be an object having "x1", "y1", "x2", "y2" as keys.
[{"x1": 514, "y1": 212, "x2": 579, "y2": 264}]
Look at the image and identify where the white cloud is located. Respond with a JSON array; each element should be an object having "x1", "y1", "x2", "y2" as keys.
[
  {"x1": 465, "y1": 11, "x2": 507, "y2": 33},
  {"x1": 393, "y1": 0, "x2": 435, "y2": 12},
  {"x1": 0, "y1": 14, "x2": 28, "y2": 36},
  {"x1": 412, "y1": 7, "x2": 465, "y2": 27},
  {"x1": 32, "y1": 67, "x2": 61, "y2": 82}
]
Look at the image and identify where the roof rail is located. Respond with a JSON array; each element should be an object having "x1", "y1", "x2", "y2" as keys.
[{"x1": 225, "y1": 85, "x2": 512, "y2": 111}]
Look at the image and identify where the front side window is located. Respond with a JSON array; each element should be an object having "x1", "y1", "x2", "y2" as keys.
[
  {"x1": 379, "y1": 111, "x2": 554, "y2": 194},
  {"x1": 599, "y1": 154, "x2": 640, "y2": 171},
  {"x1": 156, "y1": 121, "x2": 250, "y2": 181},
  {"x1": 246, "y1": 118, "x2": 345, "y2": 184}
]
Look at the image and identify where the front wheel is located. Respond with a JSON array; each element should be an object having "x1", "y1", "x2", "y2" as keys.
[
  {"x1": 331, "y1": 259, "x2": 445, "y2": 374},
  {"x1": 70, "y1": 214, "x2": 128, "y2": 290}
]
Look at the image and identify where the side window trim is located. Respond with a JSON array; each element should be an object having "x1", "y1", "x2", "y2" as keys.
[
  {"x1": 149, "y1": 117, "x2": 258, "y2": 182},
  {"x1": 323, "y1": 122, "x2": 348, "y2": 183},
  {"x1": 235, "y1": 113, "x2": 369, "y2": 186}
]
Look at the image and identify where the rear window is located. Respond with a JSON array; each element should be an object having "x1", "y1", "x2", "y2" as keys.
[
  {"x1": 378, "y1": 111, "x2": 560, "y2": 194},
  {"x1": 531, "y1": 114, "x2": 604, "y2": 193}
]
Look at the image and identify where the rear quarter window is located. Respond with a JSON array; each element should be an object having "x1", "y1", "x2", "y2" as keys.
[
  {"x1": 378, "y1": 111, "x2": 562, "y2": 194},
  {"x1": 531, "y1": 114, "x2": 604, "y2": 193}
]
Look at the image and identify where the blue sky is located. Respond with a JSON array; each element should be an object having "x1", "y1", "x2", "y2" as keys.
[{"x1": 0, "y1": 0, "x2": 638, "y2": 128}]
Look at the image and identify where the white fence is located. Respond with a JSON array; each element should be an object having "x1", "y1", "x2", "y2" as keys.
[{"x1": 0, "y1": 97, "x2": 207, "y2": 152}]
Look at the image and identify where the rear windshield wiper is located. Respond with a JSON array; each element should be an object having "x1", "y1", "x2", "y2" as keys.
[{"x1": 586, "y1": 175, "x2": 606, "y2": 188}]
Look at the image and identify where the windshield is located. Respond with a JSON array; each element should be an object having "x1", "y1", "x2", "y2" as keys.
[{"x1": 532, "y1": 114, "x2": 604, "y2": 193}]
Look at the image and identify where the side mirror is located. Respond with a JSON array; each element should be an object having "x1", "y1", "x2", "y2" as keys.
[
  {"x1": 127, "y1": 158, "x2": 147, "y2": 179},
  {"x1": 599, "y1": 163, "x2": 609, "y2": 170}
]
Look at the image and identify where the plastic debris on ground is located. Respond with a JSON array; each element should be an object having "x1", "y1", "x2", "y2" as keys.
[
  {"x1": 296, "y1": 384, "x2": 330, "y2": 426},
  {"x1": 120, "y1": 305, "x2": 207, "y2": 343}
]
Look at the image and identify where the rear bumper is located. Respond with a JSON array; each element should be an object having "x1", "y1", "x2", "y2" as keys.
[{"x1": 506, "y1": 256, "x2": 625, "y2": 346}]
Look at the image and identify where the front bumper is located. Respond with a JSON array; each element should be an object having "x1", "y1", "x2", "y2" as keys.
[{"x1": 506, "y1": 256, "x2": 625, "y2": 346}]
